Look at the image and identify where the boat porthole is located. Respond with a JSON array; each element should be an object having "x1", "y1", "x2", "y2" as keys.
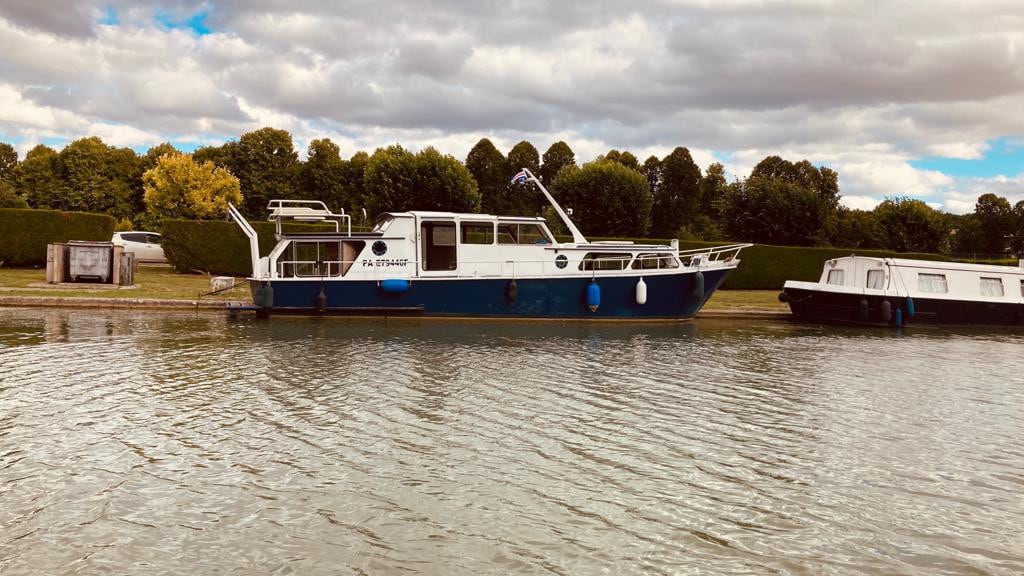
[
  {"x1": 555, "y1": 254, "x2": 568, "y2": 269},
  {"x1": 372, "y1": 241, "x2": 388, "y2": 256}
]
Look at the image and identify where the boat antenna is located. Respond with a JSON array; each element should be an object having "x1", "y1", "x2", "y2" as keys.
[{"x1": 520, "y1": 167, "x2": 587, "y2": 244}]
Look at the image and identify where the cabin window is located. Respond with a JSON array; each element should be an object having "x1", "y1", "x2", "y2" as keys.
[
  {"x1": 497, "y1": 223, "x2": 552, "y2": 245},
  {"x1": 826, "y1": 269, "x2": 844, "y2": 285},
  {"x1": 980, "y1": 277, "x2": 1004, "y2": 297},
  {"x1": 631, "y1": 253, "x2": 680, "y2": 269},
  {"x1": 372, "y1": 215, "x2": 395, "y2": 233},
  {"x1": 866, "y1": 269, "x2": 885, "y2": 289},
  {"x1": 461, "y1": 222, "x2": 494, "y2": 244},
  {"x1": 918, "y1": 273, "x2": 948, "y2": 293},
  {"x1": 1021, "y1": 279, "x2": 1024, "y2": 297},
  {"x1": 282, "y1": 241, "x2": 342, "y2": 277},
  {"x1": 579, "y1": 252, "x2": 632, "y2": 271},
  {"x1": 421, "y1": 221, "x2": 457, "y2": 271}
]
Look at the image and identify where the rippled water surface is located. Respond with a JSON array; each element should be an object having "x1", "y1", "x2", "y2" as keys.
[{"x1": 1, "y1": 308, "x2": 1023, "y2": 575}]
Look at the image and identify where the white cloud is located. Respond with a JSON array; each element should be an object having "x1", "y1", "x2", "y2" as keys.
[{"x1": 0, "y1": 1, "x2": 1023, "y2": 214}]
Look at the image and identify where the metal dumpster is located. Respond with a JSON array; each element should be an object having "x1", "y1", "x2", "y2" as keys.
[{"x1": 67, "y1": 241, "x2": 113, "y2": 283}]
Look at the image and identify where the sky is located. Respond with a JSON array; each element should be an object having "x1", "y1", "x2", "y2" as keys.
[{"x1": 1, "y1": 0, "x2": 1022, "y2": 214}]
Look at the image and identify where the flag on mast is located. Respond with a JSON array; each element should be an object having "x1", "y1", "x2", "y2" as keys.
[{"x1": 511, "y1": 170, "x2": 528, "y2": 184}]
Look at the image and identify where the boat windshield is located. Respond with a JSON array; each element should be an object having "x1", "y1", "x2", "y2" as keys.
[{"x1": 372, "y1": 215, "x2": 394, "y2": 233}]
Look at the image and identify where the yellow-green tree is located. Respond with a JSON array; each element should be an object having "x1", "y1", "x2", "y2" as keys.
[{"x1": 143, "y1": 153, "x2": 242, "y2": 220}]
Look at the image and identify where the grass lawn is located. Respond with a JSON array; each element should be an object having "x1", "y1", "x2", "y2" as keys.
[
  {"x1": 0, "y1": 266, "x2": 247, "y2": 301},
  {"x1": 702, "y1": 289, "x2": 787, "y2": 311},
  {"x1": 0, "y1": 266, "x2": 787, "y2": 310}
]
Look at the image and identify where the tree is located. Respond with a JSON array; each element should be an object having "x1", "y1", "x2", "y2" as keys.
[
  {"x1": 345, "y1": 150, "x2": 370, "y2": 223},
  {"x1": 143, "y1": 153, "x2": 242, "y2": 221},
  {"x1": 873, "y1": 196, "x2": 949, "y2": 253},
  {"x1": 827, "y1": 208, "x2": 884, "y2": 249},
  {"x1": 506, "y1": 140, "x2": 542, "y2": 215},
  {"x1": 364, "y1": 145, "x2": 479, "y2": 215},
  {"x1": 465, "y1": 138, "x2": 508, "y2": 214},
  {"x1": 540, "y1": 141, "x2": 575, "y2": 184},
  {"x1": 750, "y1": 155, "x2": 839, "y2": 209},
  {"x1": 228, "y1": 127, "x2": 299, "y2": 217},
  {"x1": 300, "y1": 138, "x2": 349, "y2": 210},
  {"x1": 0, "y1": 143, "x2": 17, "y2": 182},
  {"x1": 972, "y1": 193, "x2": 1014, "y2": 254},
  {"x1": 642, "y1": 155, "x2": 662, "y2": 199},
  {"x1": 651, "y1": 147, "x2": 702, "y2": 237},
  {"x1": 0, "y1": 181, "x2": 28, "y2": 209},
  {"x1": 549, "y1": 160, "x2": 652, "y2": 237},
  {"x1": 600, "y1": 149, "x2": 640, "y2": 171},
  {"x1": 54, "y1": 137, "x2": 138, "y2": 218},
  {"x1": 1011, "y1": 201, "x2": 1024, "y2": 257},
  {"x1": 719, "y1": 176, "x2": 832, "y2": 246},
  {"x1": 12, "y1": 144, "x2": 60, "y2": 208}
]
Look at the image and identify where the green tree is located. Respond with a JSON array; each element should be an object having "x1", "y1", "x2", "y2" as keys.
[
  {"x1": 549, "y1": 160, "x2": 652, "y2": 237},
  {"x1": 540, "y1": 141, "x2": 576, "y2": 184},
  {"x1": 192, "y1": 141, "x2": 238, "y2": 169},
  {"x1": 465, "y1": 138, "x2": 508, "y2": 214},
  {"x1": 651, "y1": 147, "x2": 702, "y2": 237},
  {"x1": 364, "y1": 145, "x2": 479, "y2": 215},
  {"x1": 972, "y1": 193, "x2": 1014, "y2": 254},
  {"x1": 300, "y1": 138, "x2": 349, "y2": 211},
  {"x1": 719, "y1": 177, "x2": 832, "y2": 246},
  {"x1": 642, "y1": 155, "x2": 661, "y2": 199},
  {"x1": 0, "y1": 143, "x2": 17, "y2": 182},
  {"x1": 345, "y1": 150, "x2": 370, "y2": 223},
  {"x1": 54, "y1": 137, "x2": 138, "y2": 218},
  {"x1": 750, "y1": 155, "x2": 839, "y2": 209},
  {"x1": 12, "y1": 144, "x2": 60, "y2": 208},
  {"x1": 827, "y1": 207, "x2": 884, "y2": 249},
  {"x1": 231, "y1": 127, "x2": 299, "y2": 217},
  {"x1": 1011, "y1": 201, "x2": 1024, "y2": 257},
  {"x1": 506, "y1": 140, "x2": 542, "y2": 215},
  {"x1": 600, "y1": 149, "x2": 640, "y2": 171},
  {"x1": 0, "y1": 181, "x2": 28, "y2": 208},
  {"x1": 873, "y1": 196, "x2": 949, "y2": 253},
  {"x1": 142, "y1": 143, "x2": 180, "y2": 173},
  {"x1": 143, "y1": 153, "x2": 242, "y2": 221}
]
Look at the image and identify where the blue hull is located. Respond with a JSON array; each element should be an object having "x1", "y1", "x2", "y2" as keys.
[{"x1": 249, "y1": 269, "x2": 734, "y2": 319}]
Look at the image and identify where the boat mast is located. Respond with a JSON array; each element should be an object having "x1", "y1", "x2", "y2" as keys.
[{"x1": 522, "y1": 167, "x2": 587, "y2": 244}]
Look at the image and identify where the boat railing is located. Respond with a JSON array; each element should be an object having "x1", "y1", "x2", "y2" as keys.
[
  {"x1": 273, "y1": 247, "x2": 749, "y2": 280},
  {"x1": 677, "y1": 243, "x2": 752, "y2": 266},
  {"x1": 266, "y1": 199, "x2": 351, "y2": 237}
]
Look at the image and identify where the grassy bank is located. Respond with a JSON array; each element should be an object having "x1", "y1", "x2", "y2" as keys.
[
  {"x1": 0, "y1": 266, "x2": 786, "y2": 311},
  {"x1": 0, "y1": 266, "x2": 246, "y2": 301}
]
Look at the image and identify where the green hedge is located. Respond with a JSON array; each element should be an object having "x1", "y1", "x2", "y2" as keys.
[
  {"x1": 161, "y1": 219, "x2": 340, "y2": 275},
  {"x1": 0, "y1": 208, "x2": 116, "y2": 265}
]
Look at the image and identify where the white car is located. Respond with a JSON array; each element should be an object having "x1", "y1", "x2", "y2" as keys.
[{"x1": 112, "y1": 231, "x2": 166, "y2": 263}]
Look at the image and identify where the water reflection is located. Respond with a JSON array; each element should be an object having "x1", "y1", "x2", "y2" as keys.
[{"x1": 1, "y1": 308, "x2": 1022, "y2": 575}]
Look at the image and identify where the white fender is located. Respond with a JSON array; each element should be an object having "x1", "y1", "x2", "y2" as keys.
[{"x1": 635, "y1": 277, "x2": 647, "y2": 305}]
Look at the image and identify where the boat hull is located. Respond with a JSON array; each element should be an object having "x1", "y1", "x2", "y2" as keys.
[
  {"x1": 782, "y1": 286, "x2": 1024, "y2": 327},
  {"x1": 248, "y1": 268, "x2": 733, "y2": 319}
]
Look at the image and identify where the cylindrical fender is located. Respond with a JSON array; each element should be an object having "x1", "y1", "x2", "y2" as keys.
[
  {"x1": 635, "y1": 278, "x2": 647, "y2": 305},
  {"x1": 587, "y1": 280, "x2": 601, "y2": 312}
]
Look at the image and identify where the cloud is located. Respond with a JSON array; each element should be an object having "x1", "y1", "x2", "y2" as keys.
[{"x1": 0, "y1": 0, "x2": 1022, "y2": 216}]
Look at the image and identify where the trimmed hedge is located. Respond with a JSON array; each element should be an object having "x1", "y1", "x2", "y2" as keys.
[
  {"x1": 0, "y1": 208, "x2": 116, "y2": 265},
  {"x1": 161, "y1": 219, "x2": 340, "y2": 276}
]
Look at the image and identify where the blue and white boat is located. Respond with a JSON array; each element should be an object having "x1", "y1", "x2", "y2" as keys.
[{"x1": 227, "y1": 168, "x2": 750, "y2": 319}]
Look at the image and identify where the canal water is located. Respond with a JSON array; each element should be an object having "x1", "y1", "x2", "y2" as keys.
[{"x1": 1, "y1": 308, "x2": 1022, "y2": 575}]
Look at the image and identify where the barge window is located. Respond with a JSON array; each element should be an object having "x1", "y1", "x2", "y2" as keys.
[
  {"x1": 631, "y1": 253, "x2": 680, "y2": 269},
  {"x1": 421, "y1": 221, "x2": 457, "y2": 271},
  {"x1": 461, "y1": 222, "x2": 494, "y2": 244},
  {"x1": 1021, "y1": 279, "x2": 1024, "y2": 297},
  {"x1": 918, "y1": 273, "x2": 948, "y2": 293},
  {"x1": 980, "y1": 277, "x2": 1004, "y2": 297},
  {"x1": 579, "y1": 252, "x2": 632, "y2": 271},
  {"x1": 866, "y1": 269, "x2": 885, "y2": 289},
  {"x1": 497, "y1": 223, "x2": 551, "y2": 245},
  {"x1": 827, "y1": 269, "x2": 844, "y2": 285}
]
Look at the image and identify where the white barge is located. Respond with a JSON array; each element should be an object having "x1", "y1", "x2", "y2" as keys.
[
  {"x1": 780, "y1": 256, "x2": 1024, "y2": 326},
  {"x1": 227, "y1": 168, "x2": 750, "y2": 319}
]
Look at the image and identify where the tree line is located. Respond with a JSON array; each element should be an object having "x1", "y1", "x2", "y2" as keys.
[{"x1": 1, "y1": 128, "x2": 1021, "y2": 256}]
